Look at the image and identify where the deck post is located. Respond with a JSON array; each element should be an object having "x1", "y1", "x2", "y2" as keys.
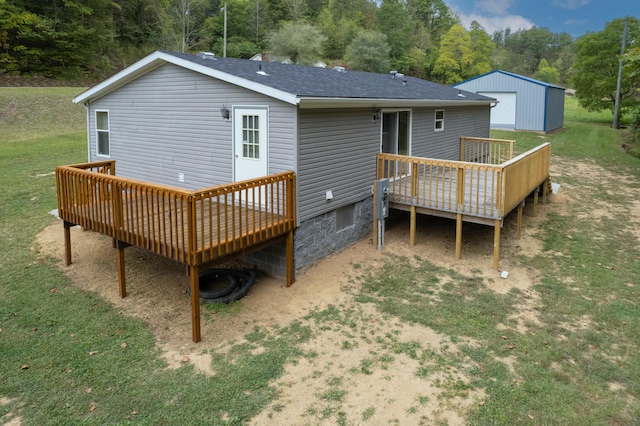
[
  {"x1": 493, "y1": 220, "x2": 501, "y2": 270},
  {"x1": 189, "y1": 265, "x2": 201, "y2": 343},
  {"x1": 286, "y1": 230, "x2": 294, "y2": 287},
  {"x1": 63, "y1": 220, "x2": 74, "y2": 266},
  {"x1": 533, "y1": 187, "x2": 539, "y2": 216},
  {"x1": 410, "y1": 205, "x2": 416, "y2": 247},
  {"x1": 115, "y1": 240, "x2": 130, "y2": 298},
  {"x1": 516, "y1": 201, "x2": 524, "y2": 239},
  {"x1": 455, "y1": 167, "x2": 465, "y2": 260},
  {"x1": 542, "y1": 178, "x2": 549, "y2": 205},
  {"x1": 455, "y1": 213, "x2": 462, "y2": 260}
]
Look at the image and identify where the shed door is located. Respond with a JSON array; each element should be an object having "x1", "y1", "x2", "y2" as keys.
[
  {"x1": 480, "y1": 92, "x2": 516, "y2": 129},
  {"x1": 234, "y1": 107, "x2": 268, "y2": 182}
]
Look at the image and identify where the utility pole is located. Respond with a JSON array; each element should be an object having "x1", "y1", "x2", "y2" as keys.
[
  {"x1": 613, "y1": 17, "x2": 629, "y2": 129},
  {"x1": 223, "y1": 2, "x2": 227, "y2": 58}
]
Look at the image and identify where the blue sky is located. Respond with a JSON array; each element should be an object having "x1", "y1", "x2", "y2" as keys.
[{"x1": 445, "y1": 0, "x2": 640, "y2": 37}]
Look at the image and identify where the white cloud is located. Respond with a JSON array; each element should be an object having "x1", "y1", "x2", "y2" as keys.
[
  {"x1": 475, "y1": 0, "x2": 515, "y2": 16},
  {"x1": 458, "y1": 12, "x2": 535, "y2": 34},
  {"x1": 552, "y1": 0, "x2": 590, "y2": 10}
]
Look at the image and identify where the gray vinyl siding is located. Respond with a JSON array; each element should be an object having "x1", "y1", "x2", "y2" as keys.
[
  {"x1": 298, "y1": 109, "x2": 380, "y2": 221},
  {"x1": 454, "y1": 72, "x2": 564, "y2": 132},
  {"x1": 545, "y1": 87, "x2": 565, "y2": 132},
  {"x1": 86, "y1": 63, "x2": 296, "y2": 190},
  {"x1": 297, "y1": 106, "x2": 489, "y2": 221},
  {"x1": 411, "y1": 106, "x2": 490, "y2": 160}
]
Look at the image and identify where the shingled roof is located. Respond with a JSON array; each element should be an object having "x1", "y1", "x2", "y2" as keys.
[{"x1": 74, "y1": 51, "x2": 494, "y2": 108}]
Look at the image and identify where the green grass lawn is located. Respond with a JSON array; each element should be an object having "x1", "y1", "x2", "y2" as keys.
[{"x1": 1, "y1": 88, "x2": 639, "y2": 424}]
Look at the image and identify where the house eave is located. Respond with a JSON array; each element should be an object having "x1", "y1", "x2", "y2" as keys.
[
  {"x1": 296, "y1": 97, "x2": 494, "y2": 109},
  {"x1": 73, "y1": 51, "x2": 299, "y2": 105}
]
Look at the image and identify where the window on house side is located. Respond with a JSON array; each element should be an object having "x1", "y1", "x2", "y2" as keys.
[
  {"x1": 96, "y1": 111, "x2": 110, "y2": 156},
  {"x1": 434, "y1": 109, "x2": 445, "y2": 132}
]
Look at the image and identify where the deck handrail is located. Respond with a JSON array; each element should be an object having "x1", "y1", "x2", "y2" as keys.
[
  {"x1": 377, "y1": 154, "x2": 505, "y2": 218},
  {"x1": 376, "y1": 142, "x2": 550, "y2": 220},
  {"x1": 501, "y1": 142, "x2": 550, "y2": 215},
  {"x1": 55, "y1": 162, "x2": 296, "y2": 267},
  {"x1": 460, "y1": 136, "x2": 515, "y2": 164}
]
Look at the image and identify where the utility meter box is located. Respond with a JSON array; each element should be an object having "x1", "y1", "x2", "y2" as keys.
[{"x1": 375, "y1": 178, "x2": 389, "y2": 219}]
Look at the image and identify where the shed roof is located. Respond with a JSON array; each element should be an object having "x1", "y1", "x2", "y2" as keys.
[
  {"x1": 74, "y1": 51, "x2": 494, "y2": 108},
  {"x1": 453, "y1": 70, "x2": 565, "y2": 91}
]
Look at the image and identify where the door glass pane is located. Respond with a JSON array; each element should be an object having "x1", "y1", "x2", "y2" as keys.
[
  {"x1": 242, "y1": 115, "x2": 260, "y2": 159},
  {"x1": 398, "y1": 111, "x2": 409, "y2": 155},
  {"x1": 381, "y1": 113, "x2": 396, "y2": 154}
]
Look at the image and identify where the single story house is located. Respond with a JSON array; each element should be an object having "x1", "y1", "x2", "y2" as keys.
[
  {"x1": 453, "y1": 70, "x2": 565, "y2": 133},
  {"x1": 72, "y1": 50, "x2": 495, "y2": 276}
]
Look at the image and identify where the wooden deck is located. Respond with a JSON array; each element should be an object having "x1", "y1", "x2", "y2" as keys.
[
  {"x1": 56, "y1": 160, "x2": 296, "y2": 342},
  {"x1": 376, "y1": 138, "x2": 551, "y2": 269}
]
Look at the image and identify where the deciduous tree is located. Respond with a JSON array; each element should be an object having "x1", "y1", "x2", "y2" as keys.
[
  {"x1": 534, "y1": 58, "x2": 560, "y2": 84},
  {"x1": 572, "y1": 18, "x2": 640, "y2": 126},
  {"x1": 432, "y1": 24, "x2": 473, "y2": 84},
  {"x1": 345, "y1": 29, "x2": 390, "y2": 73},
  {"x1": 268, "y1": 21, "x2": 326, "y2": 65}
]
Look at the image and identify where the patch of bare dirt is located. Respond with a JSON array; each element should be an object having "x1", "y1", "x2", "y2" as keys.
[
  {"x1": 35, "y1": 172, "x2": 554, "y2": 423},
  {"x1": 0, "y1": 397, "x2": 23, "y2": 426}
]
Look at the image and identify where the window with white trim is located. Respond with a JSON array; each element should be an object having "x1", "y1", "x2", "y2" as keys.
[
  {"x1": 434, "y1": 109, "x2": 444, "y2": 131},
  {"x1": 96, "y1": 110, "x2": 110, "y2": 156}
]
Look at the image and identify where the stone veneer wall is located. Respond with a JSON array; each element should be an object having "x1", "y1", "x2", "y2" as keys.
[{"x1": 245, "y1": 197, "x2": 373, "y2": 277}]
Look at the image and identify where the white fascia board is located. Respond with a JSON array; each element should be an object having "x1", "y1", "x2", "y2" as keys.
[
  {"x1": 297, "y1": 97, "x2": 494, "y2": 109},
  {"x1": 73, "y1": 51, "x2": 299, "y2": 105}
]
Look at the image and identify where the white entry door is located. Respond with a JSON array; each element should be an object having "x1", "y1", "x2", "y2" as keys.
[{"x1": 234, "y1": 107, "x2": 268, "y2": 182}]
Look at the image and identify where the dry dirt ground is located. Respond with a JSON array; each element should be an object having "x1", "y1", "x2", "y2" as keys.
[{"x1": 32, "y1": 162, "x2": 584, "y2": 425}]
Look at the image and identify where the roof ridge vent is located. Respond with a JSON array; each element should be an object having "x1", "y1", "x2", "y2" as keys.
[{"x1": 197, "y1": 51, "x2": 216, "y2": 60}]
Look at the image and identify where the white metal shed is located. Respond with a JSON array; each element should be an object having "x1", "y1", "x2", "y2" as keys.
[{"x1": 454, "y1": 70, "x2": 565, "y2": 133}]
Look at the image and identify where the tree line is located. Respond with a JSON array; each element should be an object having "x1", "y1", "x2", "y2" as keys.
[{"x1": 1, "y1": 1, "x2": 639, "y2": 123}]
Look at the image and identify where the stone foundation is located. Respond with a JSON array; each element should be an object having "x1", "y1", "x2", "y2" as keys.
[{"x1": 245, "y1": 197, "x2": 373, "y2": 277}]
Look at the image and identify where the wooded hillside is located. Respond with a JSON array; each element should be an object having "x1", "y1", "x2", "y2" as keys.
[{"x1": 2, "y1": 0, "x2": 581, "y2": 85}]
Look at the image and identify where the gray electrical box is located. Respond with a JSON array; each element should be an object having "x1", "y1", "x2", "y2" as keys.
[{"x1": 375, "y1": 178, "x2": 389, "y2": 219}]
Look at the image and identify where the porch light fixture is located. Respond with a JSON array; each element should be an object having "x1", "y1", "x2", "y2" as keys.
[{"x1": 220, "y1": 106, "x2": 230, "y2": 120}]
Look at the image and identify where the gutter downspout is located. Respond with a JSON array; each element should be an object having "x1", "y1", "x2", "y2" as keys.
[{"x1": 84, "y1": 102, "x2": 90, "y2": 162}]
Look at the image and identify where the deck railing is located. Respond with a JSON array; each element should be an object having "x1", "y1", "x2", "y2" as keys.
[
  {"x1": 376, "y1": 142, "x2": 550, "y2": 220},
  {"x1": 501, "y1": 142, "x2": 550, "y2": 214},
  {"x1": 55, "y1": 161, "x2": 296, "y2": 267},
  {"x1": 460, "y1": 136, "x2": 515, "y2": 164}
]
